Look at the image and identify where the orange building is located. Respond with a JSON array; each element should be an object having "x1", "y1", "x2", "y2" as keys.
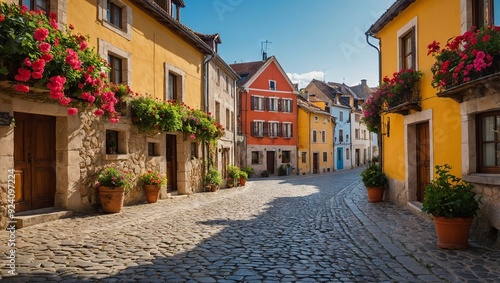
[{"x1": 231, "y1": 56, "x2": 298, "y2": 176}]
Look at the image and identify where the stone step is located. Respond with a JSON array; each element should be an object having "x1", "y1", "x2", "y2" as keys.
[{"x1": 14, "y1": 208, "x2": 73, "y2": 229}]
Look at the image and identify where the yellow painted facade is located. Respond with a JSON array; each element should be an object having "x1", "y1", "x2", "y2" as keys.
[
  {"x1": 67, "y1": 0, "x2": 205, "y2": 108},
  {"x1": 297, "y1": 101, "x2": 335, "y2": 174},
  {"x1": 374, "y1": 0, "x2": 463, "y2": 182}
]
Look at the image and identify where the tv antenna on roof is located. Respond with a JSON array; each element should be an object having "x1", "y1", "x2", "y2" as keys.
[{"x1": 261, "y1": 40, "x2": 272, "y2": 60}]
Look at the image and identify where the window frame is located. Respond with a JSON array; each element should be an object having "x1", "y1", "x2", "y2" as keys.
[
  {"x1": 321, "y1": 131, "x2": 326, "y2": 143},
  {"x1": 251, "y1": 120, "x2": 265, "y2": 137},
  {"x1": 477, "y1": 111, "x2": 500, "y2": 173},
  {"x1": 301, "y1": 152, "x2": 307, "y2": 163},
  {"x1": 397, "y1": 17, "x2": 418, "y2": 71},
  {"x1": 282, "y1": 122, "x2": 292, "y2": 138},
  {"x1": 269, "y1": 80, "x2": 276, "y2": 91},
  {"x1": 268, "y1": 121, "x2": 280, "y2": 138},
  {"x1": 268, "y1": 97, "x2": 279, "y2": 112},
  {"x1": 165, "y1": 63, "x2": 185, "y2": 103},
  {"x1": 282, "y1": 151, "x2": 291, "y2": 163},
  {"x1": 108, "y1": 54, "x2": 123, "y2": 84},
  {"x1": 21, "y1": 0, "x2": 50, "y2": 13},
  {"x1": 312, "y1": 130, "x2": 317, "y2": 143},
  {"x1": 251, "y1": 95, "x2": 265, "y2": 111},
  {"x1": 282, "y1": 99, "x2": 293, "y2": 113},
  {"x1": 99, "y1": 39, "x2": 132, "y2": 85},
  {"x1": 323, "y1": 152, "x2": 328, "y2": 162},
  {"x1": 251, "y1": 151, "x2": 260, "y2": 165},
  {"x1": 98, "y1": 0, "x2": 132, "y2": 40}
]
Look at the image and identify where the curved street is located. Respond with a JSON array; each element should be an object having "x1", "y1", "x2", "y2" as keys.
[{"x1": 1, "y1": 168, "x2": 499, "y2": 282}]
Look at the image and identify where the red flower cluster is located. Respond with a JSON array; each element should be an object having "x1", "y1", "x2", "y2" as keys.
[{"x1": 429, "y1": 26, "x2": 500, "y2": 91}]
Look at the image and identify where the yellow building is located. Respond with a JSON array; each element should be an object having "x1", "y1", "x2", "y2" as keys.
[
  {"x1": 0, "y1": 0, "x2": 218, "y2": 229},
  {"x1": 297, "y1": 96, "x2": 335, "y2": 175},
  {"x1": 367, "y1": 0, "x2": 500, "y2": 246}
]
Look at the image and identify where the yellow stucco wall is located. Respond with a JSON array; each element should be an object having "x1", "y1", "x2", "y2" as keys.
[
  {"x1": 376, "y1": 0, "x2": 463, "y2": 180},
  {"x1": 67, "y1": 0, "x2": 205, "y2": 109},
  {"x1": 298, "y1": 106, "x2": 335, "y2": 174}
]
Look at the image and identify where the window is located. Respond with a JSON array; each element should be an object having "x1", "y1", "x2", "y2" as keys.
[
  {"x1": 107, "y1": 0, "x2": 123, "y2": 28},
  {"x1": 191, "y1": 142, "x2": 198, "y2": 159},
  {"x1": 105, "y1": 129, "x2": 127, "y2": 155},
  {"x1": 108, "y1": 54, "x2": 123, "y2": 84},
  {"x1": 477, "y1": 111, "x2": 500, "y2": 173},
  {"x1": 312, "y1": 130, "x2": 317, "y2": 143},
  {"x1": 269, "y1": 80, "x2": 276, "y2": 90},
  {"x1": 164, "y1": 63, "x2": 185, "y2": 103},
  {"x1": 251, "y1": 121, "x2": 264, "y2": 137},
  {"x1": 148, "y1": 142, "x2": 160, "y2": 157},
  {"x1": 400, "y1": 28, "x2": 416, "y2": 69},
  {"x1": 217, "y1": 68, "x2": 220, "y2": 85},
  {"x1": 215, "y1": 102, "x2": 221, "y2": 123},
  {"x1": 323, "y1": 152, "x2": 328, "y2": 162},
  {"x1": 346, "y1": 134, "x2": 349, "y2": 142},
  {"x1": 282, "y1": 99, "x2": 293, "y2": 113},
  {"x1": 268, "y1": 97, "x2": 279, "y2": 111},
  {"x1": 231, "y1": 111, "x2": 235, "y2": 132},
  {"x1": 301, "y1": 152, "x2": 307, "y2": 163},
  {"x1": 98, "y1": 0, "x2": 132, "y2": 40},
  {"x1": 339, "y1": 111, "x2": 344, "y2": 122},
  {"x1": 226, "y1": 108, "x2": 230, "y2": 130},
  {"x1": 225, "y1": 74, "x2": 229, "y2": 92},
  {"x1": 99, "y1": 39, "x2": 131, "y2": 85},
  {"x1": 321, "y1": 131, "x2": 326, "y2": 143},
  {"x1": 339, "y1": 129, "x2": 344, "y2": 142},
  {"x1": 324, "y1": 117, "x2": 327, "y2": 124},
  {"x1": 472, "y1": 0, "x2": 500, "y2": 27},
  {"x1": 355, "y1": 114, "x2": 360, "y2": 122},
  {"x1": 251, "y1": 96, "x2": 265, "y2": 111},
  {"x1": 22, "y1": 0, "x2": 49, "y2": 13},
  {"x1": 355, "y1": 129, "x2": 360, "y2": 140},
  {"x1": 268, "y1": 121, "x2": 279, "y2": 138},
  {"x1": 282, "y1": 151, "x2": 291, "y2": 163},
  {"x1": 282, "y1": 122, "x2": 292, "y2": 138},
  {"x1": 314, "y1": 116, "x2": 319, "y2": 122},
  {"x1": 346, "y1": 148, "x2": 350, "y2": 160},
  {"x1": 168, "y1": 73, "x2": 178, "y2": 101},
  {"x1": 251, "y1": 151, "x2": 260, "y2": 165}
]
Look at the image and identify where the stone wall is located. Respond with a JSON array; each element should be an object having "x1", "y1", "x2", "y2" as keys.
[{"x1": 470, "y1": 183, "x2": 500, "y2": 248}]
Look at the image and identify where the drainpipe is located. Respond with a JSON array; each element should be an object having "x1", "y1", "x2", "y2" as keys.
[
  {"x1": 203, "y1": 52, "x2": 216, "y2": 174},
  {"x1": 232, "y1": 79, "x2": 237, "y2": 166},
  {"x1": 365, "y1": 31, "x2": 383, "y2": 169}
]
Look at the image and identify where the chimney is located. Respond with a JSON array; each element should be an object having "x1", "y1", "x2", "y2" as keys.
[
  {"x1": 262, "y1": 52, "x2": 267, "y2": 60},
  {"x1": 361, "y1": 79, "x2": 367, "y2": 86}
]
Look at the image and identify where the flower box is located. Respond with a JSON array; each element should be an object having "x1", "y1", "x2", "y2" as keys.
[{"x1": 436, "y1": 72, "x2": 500, "y2": 103}]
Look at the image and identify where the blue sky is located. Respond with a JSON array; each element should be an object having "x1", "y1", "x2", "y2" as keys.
[{"x1": 182, "y1": 0, "x2": 395, "y2": 89}]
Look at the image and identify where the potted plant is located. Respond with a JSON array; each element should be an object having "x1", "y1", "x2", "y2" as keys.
[
  {"x1": 96, "y1": 164, "x2": 133, "y2": 213},
  {"x1": 422, "y1": 164, "x2": 481, "y2": 249},
  {"x1": 227, "y1": 165, "x2": 240, "y2": 188},
  {"x1": 360, "y1": 162, "x2": 388, "y2": 203},
  {"x1": 242, "y1": 166, "x2": 254, "y2": 178},
  {"x1": 204, "y1": 169, "x2": 222, "y2": 192},
  {"x1": 239, "y1": 171, "x2": 248, "y2": 186},
  {"x1": 139, "y1": 169, "x2": 167, "y2": 203}
]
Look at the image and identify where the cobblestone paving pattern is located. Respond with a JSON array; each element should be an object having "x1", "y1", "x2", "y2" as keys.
[{"x1": 0, "y1": 168, "x2": 499, "y2": 282}]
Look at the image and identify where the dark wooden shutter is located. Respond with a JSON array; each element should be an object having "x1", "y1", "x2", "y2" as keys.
[
  {"x1": 251, "y1": 96, "x2": 255, "y2": 110},
  {"x1": 289, "y1": 100, "x2": 293, "y2": 113},
  {"x1": 278, "y1": 98, "x2": 282, "y2": 112},
  {"x1": 263, "y1": 122, "x2": 268, "y2": 137},
  {"x1": 251, "y1": 121, "x2": 255, "y2": 136},
  {"x1": 290, "y1": 124, "x2": 293, "y2": 138}
]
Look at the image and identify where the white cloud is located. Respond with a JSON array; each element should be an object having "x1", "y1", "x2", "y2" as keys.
[{"x1": 287, "y1": 71, "x2": 325, "y2": 89}]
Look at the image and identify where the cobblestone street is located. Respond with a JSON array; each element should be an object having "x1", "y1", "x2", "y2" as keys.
[{"x1": 1, "y1": 168, "x2": 499, "y2": 282}]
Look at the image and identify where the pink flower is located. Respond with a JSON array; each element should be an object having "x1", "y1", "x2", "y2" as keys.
[
  {"x1": 31, "y1": 59, "x2": 46, "y2": 71},
  {"x1": 65, "y1": 49, "x2": 82, "y2": 70},
  {"x1": 39, "y1": 42, "x2": 51, "y2": 53},
  {"x1": 20, "y1": 5, "x2": 28, "y2": 13},
  {"x1": 94, "y1": 109, "x2": 104, "y2": 116},
  {"x1": 59, "y1": 97, "x2": 71, "y2": 106},
  {"x1": 46, "y1": 76, "x2": 66, "y2": 92},
  {"x1": 49, "y1": 19, "x2": 58, "y2": 29},
  {"x1": 109, "y1": 118, "x2": 119, "y2": 123},
  {"x1": 14, "y1": 68, "x2": 31, "y2": 82},
  {"x1": 0, "y1": 14, "x2": 5, "y2": 22},
  {"x1": 69, "y1": 24, "x2": 74, "y2": 30},
  {"x1": 23, "y1": 58, "x2": 32, "y2": 67},
  {"x1": 49, "y1": 12, "x2": 57, "y2": 19},
  {"x1": 34, "y1": 28, "x2": 49, "y2": 41},
  {"x1": 190, "y1": 134, "x2": 196, "y2": 139},
  {"x1": 67, "y1": 108, "x2": 78, "y2": 116},
  {"x1": 40, "y1": 54, "x2": 54, "y2": 62},
  {"x1": 79, "y1": 41, "x2": 88, "y2": 51},
  {"x1": 50, "y1": 91, "x2": 64, "y2": 100},
  {"x1": 15, "y1": 84, "x2": 30, "y2": 92},
  {"x1": 31, "y1": 71, "x2": 43, "y2": 79}
]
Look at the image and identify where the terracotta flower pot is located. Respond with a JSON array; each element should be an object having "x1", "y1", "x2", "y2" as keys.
[
  {"x1": 366, "y1": 186, "x2": 384, "y2": 203},
  {"x1": 239, "y1": 178, "x2": 247, "y2": 186},
  {"x1": 144, "y1": 184, "x2": 160, "y2": 203},
  {"x1": 433, "y1": 216, "x2": 473, "y2": 249},
  {"x1": 98, "y1": 186, "x2": 125, "y2": 213},
  {"x1": 211, "y1": 185, "x2": 218, "y2": 192}
]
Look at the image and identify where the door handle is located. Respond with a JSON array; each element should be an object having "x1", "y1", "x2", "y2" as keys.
[{"x1": 28, "y1": 153, "x2": 32, "y2": 163}]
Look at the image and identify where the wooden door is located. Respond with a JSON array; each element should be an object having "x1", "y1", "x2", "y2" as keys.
[
  {"x1": 166, "y1": 134, "x2": 177, "y2": 192},
  {"x1": 14, "y1": 113, "x2": 56, "y2": 212},
  {"x1": 313, "y1": 153, "x2": 319, "y2": 174},
  {"x1": 266, "y1": 151, "x2": 275, "y2": 174},
  {"x1": 417, "y1": 122, "x2": 430, "y2": 202}
]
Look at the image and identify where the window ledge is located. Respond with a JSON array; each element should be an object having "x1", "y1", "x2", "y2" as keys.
[
  {"x1": 104, "y1": 154, "x2": 128, "y2": 161},
  {"x1": 463, "y1": 173, "x2": 500, "y2": 186}
]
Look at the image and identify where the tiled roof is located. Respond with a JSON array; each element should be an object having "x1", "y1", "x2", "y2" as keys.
[
  {"x1": 310, "y1": 79, "x2": 340, "y2": 101},
  {"x1": 298, "y1": 99, "x2": 329, "y2": 115},
  {"x1": 195, "y1": 32, "x2": 222, "y2": 44},
  {"x1": 367, "y1": 0, "x2": 416, "y2": 35},
  {"x1": 230, "y1": 58, "x2": 271, "y2": 86},
  {"x1": 350, "y1": 83, "x2": 373, "y2": 99}
]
